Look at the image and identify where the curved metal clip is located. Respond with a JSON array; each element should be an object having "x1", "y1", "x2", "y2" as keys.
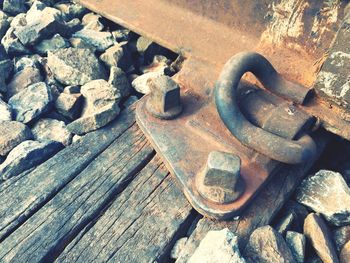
[{"x1": 215, "y1": 52, "x2": 316, "y2": 164}]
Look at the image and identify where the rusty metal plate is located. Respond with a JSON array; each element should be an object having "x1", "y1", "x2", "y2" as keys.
[{"x1": 136, "y1": 91, "x2": 272, "y2": 218}]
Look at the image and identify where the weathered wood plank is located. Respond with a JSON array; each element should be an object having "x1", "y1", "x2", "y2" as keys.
[
  {"x1": 56, "y1": 156, "x2": 194, "y2": 263},
  {"x1": 176, "y1": 131, "x2": 330, "y2": 262},
  {"x1": 0, "y1": 125, "x2": 154, "y2": 262},
  {"x1": 0, "y1": 108, "x2": 136, "y2": 241}
]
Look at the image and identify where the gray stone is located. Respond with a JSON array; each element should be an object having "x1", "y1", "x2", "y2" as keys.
[
  {"x1": 47, "y1": 48, "x2": 107, "y2": 86},
  {"x1": 69, "y1": 37, "x2": 96, "y2": 51},
  {"x1": 112, "y1": 28, "x2": 131, "y2": 42},
  {"x1": 67, "y1": 102, "x2": 120, "y2": 135},
  {"x1": 274, "y1": 201, "x2": 309, "y2": 234},
  {"x1": 108, "y1": 66, "x2": 131, "y2": 98},
  {"x1": 0, "y1": 140, "x2": 62, "y2": 181},
  {"x1": 100, "y1": 43, "x2": 125, "y2": 68},
  {"x1": 55, "y1": 93, "x2": 82, "y2": 120},
  {"x1": 7, "y1": 67, "x2": 43, "y2": 98},
  {"x1": 244, "y1": 225, "x2": 295, "y2": 263},
  {"x1": 14, "y1": 55, "x2": 42, "y2": 72},
  {"x1": 275, "y1": 214, "x2": 294, "y2": 236},
  {"x1": 63, "y1": 85, "x2": 80, "y2": 94},
  {"x1": 0, "y1": 121, "x2": 33, "y2": 156},
  {"x1": 296, "y1": 170, "x2": 350, "y2": 226},
  {"x1": 0, "y1": 59, "x2": 13, "y2": 93},
  {"x1": 32, "y1": 118, "x2": 72, "y2": 146},
  {"x1": 54, "y1": 2, "x2": 87, "y2": 21},
  {"x1": 72, "y1": 29, "x2": 115, "y2": 52},
  {"x1": 285, "y1": 231, "x2": 306, "y2": 263},
  {"x1": 314, "y1": 15, "x2": 350, "y2": 109},
  {"x1": 0, "y1": 98, "x2": 12, "y2": 121},
  {"x1": 304, "y1": 213, "x2": 339, "y2": 263},
  {"x1": 188, "y1": 228, "x2": 246, "y2": 263},
  {"x1": 1, "y1": 27, "x2": 30, "y2": 56},
  {"x1": 62, "y1": 18, "x2": 83, "y2": 37},
  {"x1": 8, "y1": 82, "x2": 53, "y2": 123},
  {"x1": 171, "y1": 237, "x2": 188, "y2": 260},
  {"x1": 0, "y1": 59, "x2": 13, "y2": 81},
  {"x1": 82, "y1": 12, "x2": 104, "y2": 31},
  {"x1": 44, "y1": 110, "x2": 70, "y2": 124},
  {"x1": 0, "y1": 11, "x2": 10, "y2": 40},
  {"x1": 131, "y1": 71, "x2": 164, "y2": 94},
  {"x1": 66, "y1": 79, "x2": 121, "y2": 134},
  {"x1": 333, "y1": 225, "x2": 350, "y2": 252},
  {"x1": 15, "y1": 7, "x2": 65, "y2": 46},
  {"x1": 34, "y1": 34, "x2": 70, "y2": 55},
  {"x1": 3, "y1": 0, "x2": 27, "y2": 15},
  {"x1": 340, "y1": 241, "x2": 350, "y2": 263},
  {"x1": 80, "y1": 79, "x2": 121, "y2": 116}
]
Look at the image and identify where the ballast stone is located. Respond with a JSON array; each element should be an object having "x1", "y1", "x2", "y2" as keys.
[
  {"x1": 0, "y1": 140, "x2": 62, "y2": 181},
  {"x1": 244, "y1": 225, "x2": 295, "y2": 263},
  {"x1": 0, "y1": 98, "x2": 12, "y2": 121},
  {"x1": 296, "y1": 170, "x2": 350, "y2": 226},
  {"x1": 32, "y1": 118, "x2": 72, "y2": 146},
  {"x1": 14, "y1": 7, "x2": 65, "y2": 46},
  {"x1": 67, "y1": 79, "x2": 121, "y2": 134},
  {"x1": 8, "y1": 82, "x2": 53, "y2": 123},
  {"x1": 72, "y1": 29, "x2": 115, "y2": 51},
  {"x1": 2, "y1": 0, "x2": 27, "y2": 15},
  {"x1": 188, "y1": 228, "x2": 246, "y2": 263},
  {"x1": 0, "y1": 121, "x2": 33, "y2": 156},
  {"x1": 47, "y1": 48, "x2": 107, "y2": 86},
  {"x1": 34, "y1": 34, "x2": 70, "y2": 55},
  {"x1": 304, "y1": 213, "x2": 339, "y2": 263},
  {"x1": 7, "y1": 67, "x2": 43, "y2": 98}
]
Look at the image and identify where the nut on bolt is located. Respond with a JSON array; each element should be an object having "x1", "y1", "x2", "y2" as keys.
[
  {"x1": 197, "y1": 151, "x2": 245, "y2": 204},
  {"x1": 146, "y1": 75, "x2": 182, "y2": 119}
]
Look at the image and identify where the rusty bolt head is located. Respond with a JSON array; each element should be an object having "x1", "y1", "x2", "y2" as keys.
[
  {"x1": 146, "y1": 75, "x2": 182, "y2": 119},
  {"x1": 197, "y1": 151, "x2": 245, "y2": 204}
]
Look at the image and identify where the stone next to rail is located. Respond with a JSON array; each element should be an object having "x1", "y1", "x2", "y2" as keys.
[{"x1": 314, "y1": 11, "x2": 350, "y2": 111}]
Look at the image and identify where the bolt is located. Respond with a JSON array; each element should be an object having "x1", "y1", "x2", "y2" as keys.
[
  {"x1": 196, "y1": 151, "x2": 245, "y2": 204},
  {"x1": 146, "y1": 75, "x2": 182, "y2": 119}
]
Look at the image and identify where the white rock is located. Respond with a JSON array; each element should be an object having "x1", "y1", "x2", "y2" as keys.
[
  {"x1": 0, "y1": 140, "x2": 62, "y2": 180},
  {"x1": 296, "y1": 170, "x2": 350, "y2": 226},
  {"x1": 0, "y1": 98, "x2": 12, "y2": 121},
  {"x1": 131, "y1": 71, "x2": 164, "y2": 94},
  {"x1": 72, "y1": 29, "x2": 115, "y2": 51},
  {"x1": 171, "y1": 237, "x2": 188, "y2": 260},
  {"x1": 32, "y1": 118, "x2": 72, "y2": 146},
  {"x1": 188, "y1": 228, "x2": 246, "y2": 263}
]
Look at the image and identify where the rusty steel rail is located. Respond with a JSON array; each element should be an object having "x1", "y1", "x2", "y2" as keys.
[{"x1": 77, "y1": 0, "x2": 350, "y2": 219}]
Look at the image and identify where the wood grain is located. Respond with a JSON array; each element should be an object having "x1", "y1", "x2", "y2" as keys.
[
  {"x1": 0, "y1": 124, "x2": 154, "y2": 262},
  {"x1": 56, "y1": 156, "x2": 194, "y2": 263}
]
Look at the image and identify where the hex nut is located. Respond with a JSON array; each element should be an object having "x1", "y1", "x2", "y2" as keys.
[
  {"x1": 146, "y1": 75, "x2": 182, "y2": 119},
  {"x1": 197, "y1": 151, "x2": 245, "y2": 204}
]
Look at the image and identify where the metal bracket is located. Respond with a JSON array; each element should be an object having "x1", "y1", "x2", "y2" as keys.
[{"x1": 136, "y1": 53, "x2": 316, "y2": 219}]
